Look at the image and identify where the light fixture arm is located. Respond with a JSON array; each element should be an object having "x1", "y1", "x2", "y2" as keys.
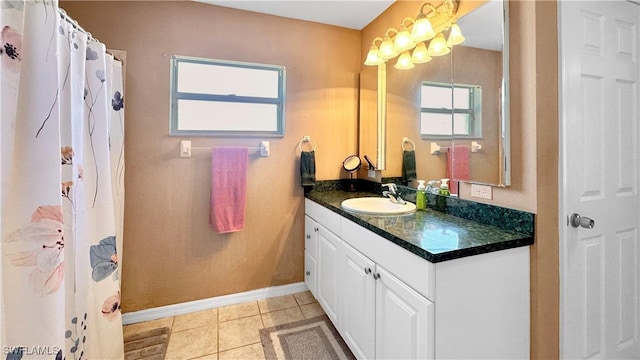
[
  {"x1": 420, "y1": 3, "x2": 437, "y2": 18},
  {"x1": 400, "y1": 17, "x2": 415, "y2": 27}
]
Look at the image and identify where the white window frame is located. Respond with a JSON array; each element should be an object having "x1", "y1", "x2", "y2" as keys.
[
  {"x1": 169, "y1": 56, "x2": 285, "y2": 137},
  {"x1": 420, "y1": 81, "x2": 482, "y2": 139}
]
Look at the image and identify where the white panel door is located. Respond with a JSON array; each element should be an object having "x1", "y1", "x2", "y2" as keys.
[
  {"x1": 375, "y1": 267, "x2": 434, "y2": 360},
  {"x1": 316, "y1": 225, "x2": 342, "y2": 324},
  {"x1": 560, "y1": 1, "x2": 640, "y2": 359},
  {"x1": 341, "y1": 241, "x2": 376, "y2": 360}
]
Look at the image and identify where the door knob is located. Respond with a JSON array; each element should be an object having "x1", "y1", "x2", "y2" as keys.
[{"x1": 569, "y1": 213, "x2": 595, "y2": 229}]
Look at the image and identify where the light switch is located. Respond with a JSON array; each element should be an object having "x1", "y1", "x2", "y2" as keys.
[{"x1": 180, "y1": 140, "x2": 192, "y2": 158}]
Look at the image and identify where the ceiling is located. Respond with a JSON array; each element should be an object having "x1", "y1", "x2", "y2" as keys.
[
  {"x1": 195, "y1": 0, "x2": 503, "y2": 51},
  {"x1": 194, "y1": 0, "x2": 396, "y2": 30}
]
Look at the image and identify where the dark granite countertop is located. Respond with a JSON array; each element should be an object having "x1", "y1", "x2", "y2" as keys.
[{"x1": 305, "y1": 190, "x2": 534, "y2": 263}]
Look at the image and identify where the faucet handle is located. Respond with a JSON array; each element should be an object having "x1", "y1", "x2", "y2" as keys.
[{"x1": 382, "y1": 183, "x2": 397, "y2": 194}]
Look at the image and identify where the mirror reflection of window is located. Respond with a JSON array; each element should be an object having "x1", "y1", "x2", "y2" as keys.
[{"x1": 420, "y1": 82, "x2": 482, "y2": 138}]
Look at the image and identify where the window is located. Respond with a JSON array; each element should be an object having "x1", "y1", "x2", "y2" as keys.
[
  {"x1": 420, "y1": 82, "x2": 482, "y2": 139},
  {"x1": 170, "y1": 56, "x2": 285, "y2": 137}
]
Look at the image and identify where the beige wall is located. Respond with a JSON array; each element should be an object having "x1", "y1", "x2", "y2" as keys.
[
  {"x1": 61, "y1": 0, "x2": 361, "y2": 312},
  {"x1": 64, "y1": 0, "x2": 559, "y2": 358}
]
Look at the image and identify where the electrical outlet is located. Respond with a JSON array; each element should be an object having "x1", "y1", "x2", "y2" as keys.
[{"x1": 471, "y1": 184, "x2": 493, "y2": 200}]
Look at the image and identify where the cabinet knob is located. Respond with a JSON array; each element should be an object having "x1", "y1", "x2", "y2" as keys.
[
  {"x1": 306, "y1": 270, "x2": 311, "y2": 276},
  {"x1": 373, "y1": 273, "x2": 381, "y2": 280},
  {"x1": 306, "y1": 234, "x2": 311, "y2": 239},
  {"x1": 314, "y1": 227, "x2": 319, "y2": 232},
  {"x1": 364, "y1": 267, "x2": 372, "y2": 275}
]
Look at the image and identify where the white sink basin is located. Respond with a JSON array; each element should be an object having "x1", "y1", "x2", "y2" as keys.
[{"x1": 341, "y1": 197, "x2": 416, "y2": 215}]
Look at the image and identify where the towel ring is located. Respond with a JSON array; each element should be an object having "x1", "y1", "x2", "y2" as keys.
[
  {"x1": 402, "y1": 137, "x2": 416, "y2": 151},
  {"x1": 298, "y1": 136, "x2": 316, "y2": 152}
]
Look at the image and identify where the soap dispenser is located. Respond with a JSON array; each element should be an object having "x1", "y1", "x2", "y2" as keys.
[
  {"x1": 427, "y1": 180, "x2": 439, "y2": 194},
  {"x1": 416, "y1": 180, "x2": 426, "y2": 211},
  {"x1": 439, "y1": 178, "x2": 450, "y2": 196}
]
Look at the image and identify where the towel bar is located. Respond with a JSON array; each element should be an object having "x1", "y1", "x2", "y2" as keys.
[
  {"x1": 179, "y1": 140, "x2": 270, "y2": 158},
  {"x1": 431, "y1": 141, "x2": 482, "y2": 155},
  {"x1": 430, "y1": 142, "x2": 448, "y2": 155}
]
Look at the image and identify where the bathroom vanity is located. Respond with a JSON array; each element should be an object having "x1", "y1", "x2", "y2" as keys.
[{"x1": 304, "y1": 190, "x2": 533, "y2": 359}]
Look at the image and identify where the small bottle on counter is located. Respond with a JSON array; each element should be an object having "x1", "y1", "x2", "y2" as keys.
[
  {"x1": 427, "y1": 180, "x2": 439, "y2": 194},
  {"x1": 439, "y1": 178, "x2": 450, "y2": 196},
  {"x1": 435, "y1": 178, "x2": 450, "y2": 211},
  {"x1": 416, "y1": 180, "x2": 426, "y2": 211}
]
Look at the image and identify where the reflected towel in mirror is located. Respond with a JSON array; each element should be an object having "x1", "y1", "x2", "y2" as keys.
[
  {"x1": 446, "y1": 146, "x2": 469, "y2": 194},
  {"x1": 402, "y1": 150, "x2": 417, "y2": 184}
]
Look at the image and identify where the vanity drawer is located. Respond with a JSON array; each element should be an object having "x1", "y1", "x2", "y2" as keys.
[
  {"x1": 341, "y1": 217, "x2": 436, "y2": 301},
  {"x1": 305, "y1": 199, "x2": 341, "y2": 237}
]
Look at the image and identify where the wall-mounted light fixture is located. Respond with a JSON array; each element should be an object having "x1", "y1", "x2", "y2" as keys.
[
  {"x1": 364, "y1": 37, "x2": 385, "y2": 66},
  {"x1": 365, "y1": 0, "x2": 464, "y2": 69}
]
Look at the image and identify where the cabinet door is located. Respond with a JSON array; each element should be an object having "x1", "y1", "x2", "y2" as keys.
[
  {"x1": 375, "y1": 267, "x2": 434, "y2": 360},
  {"x1": 304, "y1": 216, "x2": 318, "y2": 297},
  {"x1": 304, "y1": 215, "x2": 317, "y2": 258},
  {"x1": 304, "y1": 250, "x2": 317, "y2": 297},
  {"x1": 341, "y1": 242, "x2": 376, "y2": 360},
  {"x1": 316, "y1": 225, "x2": 342, "y2": 324}
]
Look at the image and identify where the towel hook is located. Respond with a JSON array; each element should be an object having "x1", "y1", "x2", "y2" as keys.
[
  {"x1": 402, "y1": 137, "x2": 416, "y2": 151},
  {"x1": 298, "y1": 136, "x2": 316, "y2": 152}
]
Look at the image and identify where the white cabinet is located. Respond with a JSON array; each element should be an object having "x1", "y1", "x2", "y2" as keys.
[
  {"x1": 316, "y1": 224, "x2": 341, "y2": 324},
  {"x1": 304, "y1": 198, "x2": 530, "y2": 360},
  {"x1": 341, "y1": 241, "x2": 376, "y2": 359},
  {"x1": 375, "y1": 266, "x2": 434, "y2": 360},
  {"x1": 341, "y1": 241, "x2": 434, "y2": 360}
]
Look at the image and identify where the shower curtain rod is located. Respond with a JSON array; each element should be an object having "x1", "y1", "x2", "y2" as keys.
[
  {"x1": 57, "y1": 8, "x2": 122, "y2": 63},
  {"x1": 57, "y1": 8, "x2": 94, "y2": 41}
]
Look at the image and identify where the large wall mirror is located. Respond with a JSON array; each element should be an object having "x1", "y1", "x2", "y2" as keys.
[{"x1": 359, "y1": 0, "x2": 510, "y2": 193}]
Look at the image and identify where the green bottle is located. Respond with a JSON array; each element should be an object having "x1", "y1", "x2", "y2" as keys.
[
  {"x1": 416, "y1": 180, "x2": 426, "y2": 210},
  {"x1": 439, "y1": 178, "x2": 450, "y2": 196}
]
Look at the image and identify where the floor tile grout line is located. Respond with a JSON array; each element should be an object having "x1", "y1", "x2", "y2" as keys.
[{"x1": 130, "y1": 292, "x2": 320, "y2": 360}]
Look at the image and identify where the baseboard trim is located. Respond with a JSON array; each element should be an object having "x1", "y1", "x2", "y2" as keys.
[{"x1": 122, "y1": 282, "x2": 308, "y2": 325}]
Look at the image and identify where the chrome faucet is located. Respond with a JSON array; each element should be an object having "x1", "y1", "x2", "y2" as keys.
[{"x1": 382, "y1": 183, "x2": 406, "y2": 205}]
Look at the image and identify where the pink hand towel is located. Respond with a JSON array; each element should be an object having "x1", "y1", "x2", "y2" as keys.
[
  {"x1": 210, "y1": 147, "x2": 248, "y2": 233},
  {"x1": 446, "y1": 146, "x2": 470, "y2": 194}
]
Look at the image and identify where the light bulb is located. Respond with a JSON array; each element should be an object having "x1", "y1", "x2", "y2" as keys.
[
  {"x1": 411, "y1": 15, "x2": 435, "y2": 42},
  {"x1": 393, "y1": 25, "x2": 416, "y2": 52},
  {"x1": 394, "y1": 51, "x2": 415, "y2": 70},
  {"x1": 427, "y1": 33, "x2": 450, "y2": 57},
  {"x1": 446, "y1": 23, "x2": 465, "y2": 47},
  {"x1": 364, "y1": 44, "x2": 384, "y2": 66},
  {"x1": 378, "y1": 35, "x2": 399, "y2": 60},
  {"x1": 411, "y1": 42, "x2": 432, "y2": 64}
]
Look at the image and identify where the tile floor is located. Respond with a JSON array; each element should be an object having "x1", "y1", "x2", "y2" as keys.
[{"x1": 123, "y1": 291, "x2": 326, "y2": 360}]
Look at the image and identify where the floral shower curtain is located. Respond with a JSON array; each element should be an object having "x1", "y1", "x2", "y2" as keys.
[{"x1": 1, "y1": 1, "x2": 125, "y2": 359}]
